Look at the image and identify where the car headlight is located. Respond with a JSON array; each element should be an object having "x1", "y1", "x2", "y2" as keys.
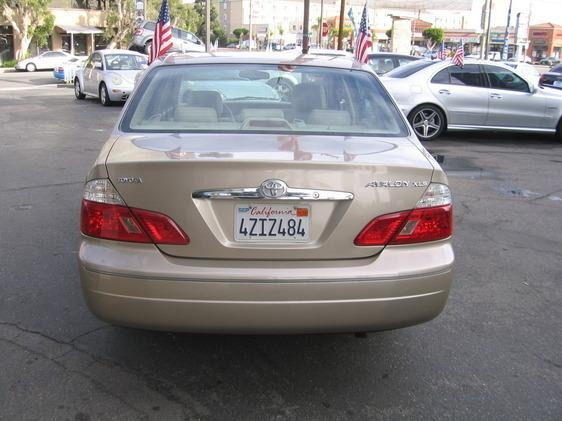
[{"x1": 111, "y1": 75, "x2": 123, "y2": 85}]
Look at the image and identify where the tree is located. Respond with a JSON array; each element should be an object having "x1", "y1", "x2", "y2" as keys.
[
  {"x1": 232, "y1": 28, "x2": 248, "y2": 40},
  {"x1": 32, "y1": 12, "x2": 54, "y2": 49},
  {"x1": 422, "y1": 28, "x2": 444, "y2": 51},
  {"x1": 0, "y1": 0, "x2": 54, "y2": 59},
  {"x1": 193, "y1": 0, "x2": 225, "y2": 44},
  {"x1": 104, "y1": 0, "x2": 135, "y2": 49}
]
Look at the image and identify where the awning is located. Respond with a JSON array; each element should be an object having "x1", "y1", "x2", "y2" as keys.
[{"x1": 56, "y1": 24, "x2": 103, "y2": 34}]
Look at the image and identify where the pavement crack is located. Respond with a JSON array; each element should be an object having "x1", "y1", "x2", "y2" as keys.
[
  {"x1": 0, "y1": 321, "x2": 208, "y2": 418},
  {"x1": 69, "y1": 325, "x2": 112, "y2": 343},
  {"x1": 0, "y1": 336, "x2": 150, "y2": 420},
  {"x1": 1, "y1": 181, "x2": 83, "y2": 193}
]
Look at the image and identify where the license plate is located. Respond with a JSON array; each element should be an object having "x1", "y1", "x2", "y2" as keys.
[
  {"x1": 554, "y1": 80, "x2": 562, "y2": 88},
  {"x1": 235, "y1": 204, "x2": 310, "y2": 242}
]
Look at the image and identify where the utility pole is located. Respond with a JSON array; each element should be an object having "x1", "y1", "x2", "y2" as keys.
[
  {"x1": 206, "y1": 0, "x2": 211, "y2": 52},
  {"x1": 337, "y1": 0, "x2": 346, "y2": 50},
  {"x1": 302, "y1": 0, "x2": 310, "y2": 53},
  {"x1": 318, "y1": 0, "x2": 324, "y2": 46},
  {"x1": 248, "y1": 0, "x2": 253, "y2": 51},
  {"x1": 501, "y1": 0, "x2": 513, "y2": 61},
  {"x1": 514, "y1": 12, "x2": 521, "y2": 61},
  {"x1": 485, "y1": 0, "x2": 493, "y2": 60},
  {"x1": 480, "y1": 0, "x2": 489, "y2": 58}
]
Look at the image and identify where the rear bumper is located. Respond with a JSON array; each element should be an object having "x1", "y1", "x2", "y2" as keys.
[{"x1": 79, "y1": 238, "x2": 454, "y2": 334}]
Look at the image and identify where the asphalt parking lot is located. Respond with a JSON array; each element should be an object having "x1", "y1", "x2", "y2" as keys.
[{"x1": 0, "y1": 70, "x2": 561, "y2": 420}]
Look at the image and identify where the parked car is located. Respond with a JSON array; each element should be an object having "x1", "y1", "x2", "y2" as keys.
[
  {"x1": 367, "y1": 53, "x2": 422, "y2": 75},
  {"x1": 130, "y1": 20, "x2": 205, "y2": 54},
  {"x1": 381, "y1": 59, "x2": 562, "y2": 141},
  {"x1": 79, "y1": 53, "x2": 454, "y2": 333},
  {"x1": 53, "y1": 56, "x2": 87, "y2": 81},
  {"x1": 74, "y1": 49, "x2": 147, "y2": 106},
  {"x1": 539, "y1": 64, "x2": 562, "y2": 90},
  {"x1": 539, "y1": 57, "x2": 561, "y2": 66},
  {"x1": 502, "y1": 61, "x2": 540, "y2": 84},
  {"x1": 15, "y1": 50, "x2": 74, "y2": 72}
]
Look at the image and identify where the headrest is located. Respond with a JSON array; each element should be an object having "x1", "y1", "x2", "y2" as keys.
[{"x1": 182, "y1": 90, "x2": 223, "y2": 116}]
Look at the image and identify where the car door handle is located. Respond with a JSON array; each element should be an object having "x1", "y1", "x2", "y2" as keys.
[
  {"x1": 439, "y1": 89, "x2": 451, "y2": 95},
  {"x1": 490, "y1": 93, "x2": 503, "y2": 99}
]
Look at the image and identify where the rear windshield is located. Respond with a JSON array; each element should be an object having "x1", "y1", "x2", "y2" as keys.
[
  {"x1": 121, "y1": 64, "x2": 409, "y2": 137},
  {"x1": 551, "y1": 64, "x2": 562, "y2": 73},
  {"x1": 385, "y1": 60, "x2": 436, "y2": 78}
]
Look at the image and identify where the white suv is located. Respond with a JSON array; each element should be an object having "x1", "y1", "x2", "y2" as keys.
[{"x1": 130, "y1": 21, "x2": 206, "y2": 54}]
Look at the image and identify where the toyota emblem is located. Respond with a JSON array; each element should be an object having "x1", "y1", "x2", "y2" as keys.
[{"x1": 258, "y1": 179, "x2": 288, "y2": 198}]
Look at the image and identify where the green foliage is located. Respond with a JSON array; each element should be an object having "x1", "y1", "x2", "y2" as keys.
[
  {"x1": 193, "y1": 0, "x2": 224, "y2": 43},
  {"x1": 147, "y1": 0, "x2": 202, "y2": 33},
  {"x1": 31, "y1": 12, "x2": 54, "y2": 48},
  {"x1": 232, "y1": 27, "x2": 248, "y2": 39},
  {"x1": 422, "y1": 28, "x2": 444, "y2": 45},
  {"x1": 0, "y1": 0, "x2": 54, "y2": 58},
  {"x1": 330, "y1": 25, "x2": 352, "y2": 39},
  {"x1": 385, "y1": 29, "x2": 392, "y2": 39},
  {"x1": 1, "y1": 59, "x2": 17, "y2": 67}
]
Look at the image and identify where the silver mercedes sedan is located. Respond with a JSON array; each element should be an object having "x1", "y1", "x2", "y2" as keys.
[
  {"x1": 79, "y1": 54, "x2": 454, "y2": 334},
  {"x1": 381, "y1": 59, "x2": 562, "y2": 141}
]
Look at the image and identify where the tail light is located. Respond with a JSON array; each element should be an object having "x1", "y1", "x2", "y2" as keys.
[
  {"x1": 80, "y1": 179, "x2": 189, "y2": 245},
  {"x1": 354, "y1": 183, "x2": 452, "y2": 246},
  {"x1": 134, "y1": 28, "x2": 144, "y2": 36}
]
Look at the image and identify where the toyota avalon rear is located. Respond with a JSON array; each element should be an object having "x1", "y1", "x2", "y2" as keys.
[{"x1": 78, "y1": 55, "x2": 454, "y2": 334}]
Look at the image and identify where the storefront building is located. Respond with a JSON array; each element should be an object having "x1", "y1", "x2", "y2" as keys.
[
  {"x1": 1, "y1": 1, "x2": 107, "y2": 62},
  {"x1": 528, "y1": 23, "x2": 562, "y2": 60}
]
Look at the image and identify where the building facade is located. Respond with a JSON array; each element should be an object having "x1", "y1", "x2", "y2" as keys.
[{"x1": 528, "y1": 23, "x2": 562, "y2": 60}]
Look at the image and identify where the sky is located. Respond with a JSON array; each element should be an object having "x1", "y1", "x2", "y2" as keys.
[{"x1": 484, "y1": 0, "x2": 562, "y2": 26}]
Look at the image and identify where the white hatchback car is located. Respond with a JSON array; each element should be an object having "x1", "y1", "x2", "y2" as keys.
[{"x1": 74, "y1": 49, "x2": 147, "y2": 106}]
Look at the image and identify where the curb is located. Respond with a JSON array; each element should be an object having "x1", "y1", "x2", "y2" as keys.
[{"x1": 0, "y1": 68, "x2": 16, "y2": 73}]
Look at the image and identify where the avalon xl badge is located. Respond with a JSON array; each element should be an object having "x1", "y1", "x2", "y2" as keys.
[
  {"x1": 365, "y1": 180, "x2": 429, "y2": 188},
  {"x1": 258, "y1": 179, "x2": 288, "y2": 198}
]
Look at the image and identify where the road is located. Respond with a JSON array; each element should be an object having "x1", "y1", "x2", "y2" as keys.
[{"x1": 0, "y1": 70, "x2": 561, "y2": 420}]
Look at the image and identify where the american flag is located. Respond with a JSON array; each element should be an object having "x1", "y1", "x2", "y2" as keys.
[
  {"x1": 354, "y1": 4, "x2": 372, "y2": 64},
  {"x1": 149, "y1": 0, "x2": 173, "y2": 64},
  {"x1": 452, "y1": 43, "x2": 464, "y2": 68}
]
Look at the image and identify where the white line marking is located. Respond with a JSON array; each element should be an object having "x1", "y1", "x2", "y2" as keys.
[{"x1": 0, "y1": 84, "x2": 59, "y2": 91}]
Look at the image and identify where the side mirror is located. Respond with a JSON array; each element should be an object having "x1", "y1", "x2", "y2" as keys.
[{"x1": 529, "y1": 83, "x2": 537, "y2": 94}]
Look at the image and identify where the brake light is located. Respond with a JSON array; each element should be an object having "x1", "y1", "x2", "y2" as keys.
[
  {"x1": 354, "y1": 183, "x2": 453, "y2": 246},
  {"x1": 80, "y1": 179, "x2": 189, "y2": 245}
]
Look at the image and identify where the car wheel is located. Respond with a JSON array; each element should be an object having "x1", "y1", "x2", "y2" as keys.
[
  {"x1": 74, "y1": 78, "x2": 85, "y2": 99},
  {"x1": 99, "y1": 83, "x2": 112, "y2": 106},
  {"x1": 26, "y1": 63, "x2": 36, "y2": 72},
  {"x1": 408, "y1": 105, "x2": 446, "y2": 141},
  {"x1": 556, "y1": 118, "x2": 562, "y2": 142},
  {"x1": 267, "y1": 78, "x2": 294, "y2": 100}
]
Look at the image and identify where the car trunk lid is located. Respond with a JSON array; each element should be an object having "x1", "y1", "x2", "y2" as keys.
[{"x1": 105, "y1": 133, "x2": 435, "y2": 260}]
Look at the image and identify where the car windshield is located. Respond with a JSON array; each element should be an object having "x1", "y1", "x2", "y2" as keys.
[
  {"x1": 385, "y1": 60, "x2": 436, "y2": 78},
  {"x1": 121, "y1": 63, "x2": 408, "y2": 137},
  {"x1": 104, "y1": 54, "x2": 147, "y2": 71}
]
